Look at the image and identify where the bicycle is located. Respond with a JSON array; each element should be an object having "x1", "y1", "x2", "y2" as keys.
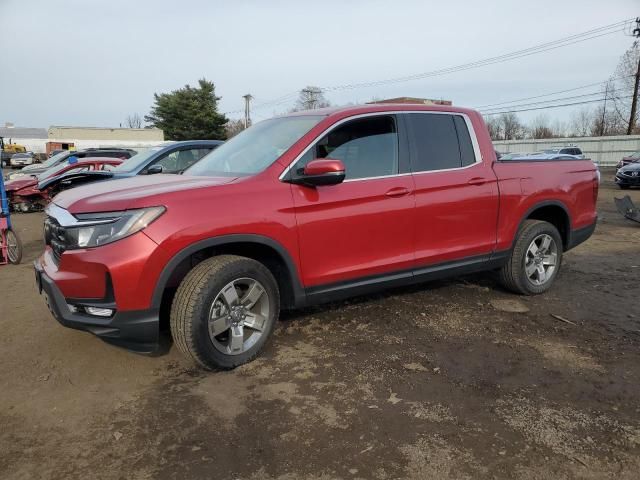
[{"x1": 0, "y1": 169, "x2": 22, "y2": 265}]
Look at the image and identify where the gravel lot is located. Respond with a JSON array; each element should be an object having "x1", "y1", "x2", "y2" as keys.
[{"x1": 1, "y1": 170, "x2": 639, "y2": 480}]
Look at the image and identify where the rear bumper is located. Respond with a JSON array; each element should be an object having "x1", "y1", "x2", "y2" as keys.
[
  {"x1": 34, "y1": 261, "x2": 159, "y2": 353},
  {"x1": 566, "y1": 220, "x2": 596, "y2": 251}
]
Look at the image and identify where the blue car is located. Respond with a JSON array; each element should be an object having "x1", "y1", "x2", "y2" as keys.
[{"x1": 38, "y1": 140, "x2": 222, "y2": 192}]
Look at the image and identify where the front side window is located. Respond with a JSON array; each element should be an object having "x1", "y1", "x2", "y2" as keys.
[
  {"x1": 407, "y1": 113, "x2": 476, "y2": 172},
  {"x1": 297, "y1": 115, "x2": 399, "y2": 180}
]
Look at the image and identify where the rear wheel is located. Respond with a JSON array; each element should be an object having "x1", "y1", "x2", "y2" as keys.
[
  {"x1": 170, "y1": 255, "x2": 279, "y2": 370},
  {"x1": 498, "y1": 220, "x2": 562, "y2": 295}
]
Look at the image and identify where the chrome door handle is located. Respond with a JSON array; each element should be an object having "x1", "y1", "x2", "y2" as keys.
[
  {"x1": 385, "y1": 187, "x2": 411, "y2": 197},
  {"x1": 467, "y1": 177, "x2": 487, "y2": 186}
]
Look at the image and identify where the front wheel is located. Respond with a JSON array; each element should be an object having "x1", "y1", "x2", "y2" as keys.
[
  {"x1": 170, "y1": 255, "x2": 280, "y2": 370},
  {"x1": 498, "y1": 220, "x2": 563, "y2": 295}
]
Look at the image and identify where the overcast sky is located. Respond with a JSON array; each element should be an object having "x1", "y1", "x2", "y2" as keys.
[{"x1": 1, "y1": 0, "x2": 637, "y2": 128}]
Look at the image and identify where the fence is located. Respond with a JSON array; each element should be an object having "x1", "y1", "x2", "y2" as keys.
[{"x1": 492, "y1": 134, "x2": 640, "y2": 166}]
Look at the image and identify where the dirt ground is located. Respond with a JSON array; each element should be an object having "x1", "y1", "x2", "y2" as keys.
[{"x1": 1, "y1": 170, "x2": 639, "y2": 480}]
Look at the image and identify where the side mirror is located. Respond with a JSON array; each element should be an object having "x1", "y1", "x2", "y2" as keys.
[
  {"x1": 291, "y1": 159, "x2": 345, "y2": 187},
  {"x1": 146, "y1": 164, "x2": 164, "y2": 175}
]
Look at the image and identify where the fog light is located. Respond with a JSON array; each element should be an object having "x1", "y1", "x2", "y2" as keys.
[
  {"x1": 85, "y1": 307, "x2": 114, "y2": 317},
  {"x1": 67, "y1": 304, "x2": 78, "y2": 313}
]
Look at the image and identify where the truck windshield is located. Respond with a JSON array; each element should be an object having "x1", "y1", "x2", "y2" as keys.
[{"x1": 186, "y1": 115, "x2": 324, "y2": 177}]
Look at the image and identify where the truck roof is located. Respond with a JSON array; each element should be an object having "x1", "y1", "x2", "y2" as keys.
[{"x1": 286, "y1": 103, "x2": 478, "y2": 119}]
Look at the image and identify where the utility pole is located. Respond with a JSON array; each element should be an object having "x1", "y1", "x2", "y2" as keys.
[
  {"x1": 626, "y1": 18, "x2": 640, "y2": 135},
  {"x1": 242, "y1": 94, "x2": 253, "y2": 129},
  {"x1": 601, "y1": 81, "x2": 609, "y2": 136}
]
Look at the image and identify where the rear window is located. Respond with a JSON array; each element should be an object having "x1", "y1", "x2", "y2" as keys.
[{"x1": 406, "y1": 114, "x2": 476, "y2": 172}]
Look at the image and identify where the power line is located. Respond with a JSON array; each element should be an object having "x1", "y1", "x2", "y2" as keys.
[
  {"x1": 323, "y1": 21, "x2": 631, "y2": 92},
  {"x1": 482, "y1": 95, "x2": 635, "y2": 116},
  {"x1": 224, "y1": 17, "x2": 634, "y2": 114},
  {"x1": 474, "y1": 75, "x2": 633, "y2": 109},
  {"x1": 480, "y1": 91, "x2": 606, "y2": 113},
  {"x1": 479, "y1": 86, "x2": 634, "y2": 114}
]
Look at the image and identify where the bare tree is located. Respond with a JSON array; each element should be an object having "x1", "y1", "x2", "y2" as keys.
[
  {"x1": 529, "y1": 115, "x2": 554, "y2": 139},
  {"x1": 225, "y1": 119, "x2": 246, "y2": 139},
  {"x1": 499, "y1": 112, "x2": 524, "y2": 140},
  {"x1": 125, "y1": 113, "x2": 143, "y2": 129},
  {"x1": 294, "y1": 86, "x2": 330, "y2": 111},
  {"x1": 484, "y1": 116, "x2": 502, "y2": 140},
  {"x1": 590, "y1": 104, "x2": 625, "y2": 136},
  {"x1": 551, "y1": 119, "x2": 567, "y2": 138},
  {"x1": 608, "y1": 42, "x2": 640, "y2": 134},
  {"x1": 569, "y1": 108, "x2": 593, "y2": 137}
]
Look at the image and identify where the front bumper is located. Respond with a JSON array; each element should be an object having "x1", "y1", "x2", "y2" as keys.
[
  {"x1": 34, "y1": 261, "x2": 159, "y2": 353},
  {"x1": 615, "y1": 173, "x2": 640, "y2": 186}
]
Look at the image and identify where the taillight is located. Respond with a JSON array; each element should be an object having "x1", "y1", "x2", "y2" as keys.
[{"x1": 593, "y1": 173, "x2": 599, "y2": 203}]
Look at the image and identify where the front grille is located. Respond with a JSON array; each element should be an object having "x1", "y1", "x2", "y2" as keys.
[{"x1": 44, "y1": 215, "x2": 68, "y2": 263}]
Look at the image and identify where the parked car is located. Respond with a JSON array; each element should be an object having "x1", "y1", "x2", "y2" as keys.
[
  {"x1": 9, "y1": 152, "x2": 37, "y2": 168},
  {"x1": 5, "y1": 158, "x2": 123, "y2": 212},
  {"x1": 616, "y1": 152, "x2": 640, "y2": 171},
  {"x1": 49, "y1": 149, "x2": 66, "y2": 158},
  {"x1": 615, "y1": 161, "x2": 640, "y2": 189},
  {"x1": 542, "y1": 147, "x2": 584, "y2": 158},
  {"x1": 35, "y1": 105, "x2": 598, "y2": 370},
  {"x1": 37, "y1": 141, "x2": 222, "y2": 193},
  {"x1": 500, "y1": 152, "x2": 532, "y2": 160},
  {"x1": 7, "y1": 148, "x2": 137, "y2": 181}
]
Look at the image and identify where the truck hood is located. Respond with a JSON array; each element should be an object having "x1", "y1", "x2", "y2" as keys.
[
  {"x1": 621, "y1": 162, "x2": 640, "y2": 173},
  {"x1": 53, "y1": 174, "x2": 239, "y2": 214}
]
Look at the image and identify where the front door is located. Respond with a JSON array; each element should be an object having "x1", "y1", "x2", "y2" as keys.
[{"x1": 289, "y1": 114, "x2": 415, "y2": 289}]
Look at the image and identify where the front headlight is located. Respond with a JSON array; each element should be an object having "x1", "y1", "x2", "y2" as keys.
[{"x1": 66, "y1": 206, "x2": 165, "y2": 249}]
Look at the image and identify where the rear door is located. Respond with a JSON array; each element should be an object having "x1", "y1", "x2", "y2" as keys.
[
  {"x1": 289, "y1": 114, "x2": 415, "y2": 288},
  {"x1": 405, "y1": 112, "x2": 499, "y2": 269}
]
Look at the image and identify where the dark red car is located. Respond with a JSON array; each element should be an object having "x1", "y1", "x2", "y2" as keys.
[
  {"x1": 616, "y1": 151, "x2": 640, "y2": 170},
  {"x1": 6, "y1": 158, "x2": 123, "y2": 212},
  {"x1": 35, "y1": 104, "x2": 598, "y2": 369}
]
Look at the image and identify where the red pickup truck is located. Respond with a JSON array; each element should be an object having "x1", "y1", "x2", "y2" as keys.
[{"x1": 35, "y1": 104, "x2": 598, "y2": 369}]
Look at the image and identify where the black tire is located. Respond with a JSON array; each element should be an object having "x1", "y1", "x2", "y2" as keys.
[
  {"x1": 498, "y1": 220, "x2": 563, "y2": 295},
  {"x1": 5, "y1": 228, "x2": 23, "y2": 264},
  {"x1": 170, "y1": 255, "x2": 280, "y2": 370},
  {"x1": 618, "y1": 184, "x2": 630, "y2": 190}
]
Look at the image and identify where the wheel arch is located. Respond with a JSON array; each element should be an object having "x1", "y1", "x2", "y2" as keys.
[
  {"x1": 152, "y1": 234, "x2": 306, "y2": 317},
  {"x1": 517, "y1": 200, "x2": 571, "y2": 249}
]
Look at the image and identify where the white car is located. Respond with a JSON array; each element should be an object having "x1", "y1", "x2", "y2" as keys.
[
  {"x1": 542, "y1": 147, "x2": 585, "y2": 159},
  {"x1": 10, "y1": 152, "x2": 36, "y2": 168}
]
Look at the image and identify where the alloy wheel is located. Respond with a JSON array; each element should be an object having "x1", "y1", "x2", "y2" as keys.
[
  {"x1": 207, "y1": 277, "x2": 270, "y2": 355},
  {"x1": 524, "y1": 234, "x2": 558, "y2": 286}
]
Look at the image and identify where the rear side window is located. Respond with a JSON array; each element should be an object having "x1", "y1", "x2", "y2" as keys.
[
  {"x1": 453, "y1": 116, "x2": 476, "y2": 167},
  {"x1": 407, "y1": 114, "x2": 476, "y2": 172}
]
